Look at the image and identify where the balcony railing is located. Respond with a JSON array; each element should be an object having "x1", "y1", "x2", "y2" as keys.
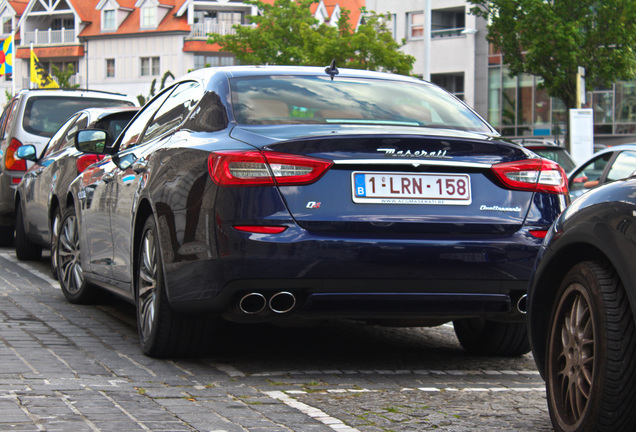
[
  {"x1": 24, "y1": 28, "x2": 76, "y2": 45},
  {"x1": 188, "y1": 22, "x2": 251, "y2": 39},
  {"x1": 431, "y1": 27, "x2": 466, "y2": 38}
]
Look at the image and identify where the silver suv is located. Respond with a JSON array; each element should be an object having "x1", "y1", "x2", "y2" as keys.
[{"x1": 0, "y1": 89, "x2": 137, "y2": 245}]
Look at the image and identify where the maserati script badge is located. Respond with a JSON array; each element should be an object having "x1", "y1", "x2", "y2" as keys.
[{"x1": 377, "y1": 148, "x2": 451, "y2": 159}]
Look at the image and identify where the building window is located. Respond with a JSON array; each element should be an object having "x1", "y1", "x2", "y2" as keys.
[
  {"x1": 51, "y1": 18, "x2": 74, "y2": 30},
  {"x1": 408, "y1": 11, "x2": 424, "y2": 39},
  {"x1": 2, "y1": 17, "x2": 11, "y2": 34},
  {"x1": 194, "y1": 54, "x2": 235, "y2": 70},
  {"x1": 141, "y1": 57, "x2": 160, "y2": 76},
  {"x1": 141, "y1": 7, "x2": 156, "y2": 28},
  {"x1": 106, "y1": 59, "x2": 115, "y2": 78},
  {"x1": 431, "y1": 8, "x2": 465, "y2": 38},
  {"x1": 431, "y1": 73, "x2": 465, "y2": 101},
  {"x1": 103, "y1": 10, "x2": 116, "y2": 30}
]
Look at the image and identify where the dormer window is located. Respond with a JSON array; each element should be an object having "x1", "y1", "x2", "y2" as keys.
[
  {"x1": 2, "y1": 16, "x2": 11, "y2": 34},
  {"x1": 103, "y1": 9, "x2": 116, "y2": 30},
  {"x1": 141, "y1": 6, "x2": 156, "y2": 28}
]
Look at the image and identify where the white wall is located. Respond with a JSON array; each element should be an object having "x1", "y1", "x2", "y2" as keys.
[{"x1": 364, "y1": 0, "x2": 487, "y2": 116}]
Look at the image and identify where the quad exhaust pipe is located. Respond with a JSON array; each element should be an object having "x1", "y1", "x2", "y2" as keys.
[
  {"x1": 239, "y1": 291, "x2": 296, "y2": 314},
  {"x1": 517, "y1": 294, "x2": 527, "y2": 315}
]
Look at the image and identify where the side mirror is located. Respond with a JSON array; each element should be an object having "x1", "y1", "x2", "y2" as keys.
[
  {"x1": 15, "y1": 144, "x2": 37, "y2": 162},
  {"x1": 76, "y1": 129, "x2": 109, "y2": 154}
]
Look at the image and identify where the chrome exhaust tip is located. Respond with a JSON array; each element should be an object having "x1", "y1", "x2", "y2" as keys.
[
  {"x1": 517, "y1": 294, "x2": 528, "y2": 315},
  {"x1": 269, "y1": 291, "x2": 296, "y2": 314},
  {"x1": 239, "y1": 292, "x2": 266, "y2": 314}
]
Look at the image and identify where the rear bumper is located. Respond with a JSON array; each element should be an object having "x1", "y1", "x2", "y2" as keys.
[{"x1": 161, "y1": 225, "x2": 538, "y2": 323}]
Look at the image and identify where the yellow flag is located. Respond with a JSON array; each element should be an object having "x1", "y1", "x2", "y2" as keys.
[{"x1": 30, "y1": 49, "x2": 59, "y2": 88}]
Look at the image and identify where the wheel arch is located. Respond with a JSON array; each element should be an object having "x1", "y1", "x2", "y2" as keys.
[
  {"x1": 132, "y1": 198, "x2": 155, "y2": 296},
  {"x1": 529, "y1": 242, "x2": 608, "y2": 377},
  {"x1": 48, "y1": 195, "x2": 60, "y2": 221}
]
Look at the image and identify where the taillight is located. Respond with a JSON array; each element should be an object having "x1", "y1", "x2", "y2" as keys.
[
  {"x1": 233, "y1": 225, "x2": 288, "y2": 234},
  {"x1": 6, "y1": 138, "x2": 26, "y2": 171},
  {"x1": 491, "y1": 158, "x2": 568, "y2": 195},
  {"x1": 208, "y1": 151, "x2": 333, "y2": 186},
  {"x1": 529, "y1": 229, "x2": 548, "y2": 238},
  {"x1": 76, "y1": 154, "x2": 104, "y2": 173}
]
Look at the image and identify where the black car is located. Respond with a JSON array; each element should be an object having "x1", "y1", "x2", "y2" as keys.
[
  {"x1": 14, "y1": 107, "x2": 139, "y2": 274},
  {"x1": 528, "y1": 178, "x2": 636, "y2": 431},
  {"x1": 56, "y1": 66, "x2": 568, "y2": 357}
]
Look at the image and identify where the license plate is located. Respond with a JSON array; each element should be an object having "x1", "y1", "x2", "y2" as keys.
[{"x1": 352, "y1": 172, "x2": 472, "y2": 205}]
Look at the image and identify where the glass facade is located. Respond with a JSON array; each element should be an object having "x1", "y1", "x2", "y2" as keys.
[{"x1": 488, "y1": 63, "x2": 636, "y2": 143}]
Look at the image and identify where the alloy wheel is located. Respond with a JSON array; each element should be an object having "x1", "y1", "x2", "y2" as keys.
[
  {"x1": 549, "y1": 282, "x2": 595, "y2": 427},
  {"x1": 57, "y1": 214, "x2": 83, "y2": 295},
  {"x1": 50, "y1": 209, "x2": 61, "y2": 277},
  {"x1": 138, "y1": 228, "x2": 158, "y2": 341}
]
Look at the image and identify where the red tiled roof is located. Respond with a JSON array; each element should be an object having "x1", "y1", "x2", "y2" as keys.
[
  {"x1": 182, "y1": 40, "x2": 221, "y2": 53},
  {"x1": 8, "y1": 0, "x2": 28, "y2": 16},
  {"x1": 310, "y1": 0, "x2": 364, "y2": 28},
  {"x1": 76, "y1": 0, "x2": 190, "y2": 38},
  {"x1": 16, "y1": 44, "x2": 84, "y2": 59}
]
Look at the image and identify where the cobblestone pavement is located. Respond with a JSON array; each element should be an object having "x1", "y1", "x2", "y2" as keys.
[{"x1": 0, "y1": 249, "x2": 553, "y2": 431}]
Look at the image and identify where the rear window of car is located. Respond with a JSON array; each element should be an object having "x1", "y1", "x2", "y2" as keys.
[
  {"x1": 529, "y1": 147, "x2": 576, "y2": 172},
  {"x1": 23, "y1": 96, "x2": 135, "y2": 137},
  {"x1": 230, "y1": 75, "x2": 492, "y2": 132}
]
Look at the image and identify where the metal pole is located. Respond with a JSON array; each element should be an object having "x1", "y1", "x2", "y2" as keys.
[{"x1": 423, "y1": 0, "x2": 431, "y2": 81}]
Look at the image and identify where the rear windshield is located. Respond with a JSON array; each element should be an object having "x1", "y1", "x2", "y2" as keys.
[
  {"x1": 23, "y1": 96, "x2": 135, "y2": 137},
  {"x1": 530, "y1": 148, "x2": 576, "y2": 172},
  {"x1": 230, "y1": 75, "x2": 491, "y2": 132}
]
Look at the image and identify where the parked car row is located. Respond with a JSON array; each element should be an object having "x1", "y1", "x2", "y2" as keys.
[
  {"x1": 5, "y1": 67, "x2": 636, "y2": 432},
  {"x1": 0, "y1": 89, "x2": 138, "y2": 246}
]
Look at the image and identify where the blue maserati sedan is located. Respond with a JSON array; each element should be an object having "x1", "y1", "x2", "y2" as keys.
[
  {"x1": 56, "y1": 65, "x2": 568, "y2": 357},
  {"x1": 528, "y1": 178, "x2": 636, "y2": 432}
]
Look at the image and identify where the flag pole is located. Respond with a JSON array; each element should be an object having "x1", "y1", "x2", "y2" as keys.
[{"x1": 11, "y1": 25, "x2": 15, "y2": 95}]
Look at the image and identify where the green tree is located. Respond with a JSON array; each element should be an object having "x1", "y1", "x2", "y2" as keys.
[
  {"x1": 52, "y1": 63, "x2": 80, "y2": 89},
  {"x1": 468, "y1": 0, "x2": 636, "y2": 146},
  {"x1": 208, "y1": 0, "x2": 414, "y2": 75}
]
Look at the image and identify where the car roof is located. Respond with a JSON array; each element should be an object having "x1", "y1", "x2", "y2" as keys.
[
  {"x1": 179, "y1": 65, "x2": 432, "y2": 86},
  {"x1": 14, "y1": 88, "x2": 139, "y2": 105},
  {"x1": 512, "y1": 138, "x2": 564, "y2": 148}
]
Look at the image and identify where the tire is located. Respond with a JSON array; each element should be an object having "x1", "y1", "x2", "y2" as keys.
[
  {"x1": 0, "y1": 225, "x2": 14, "y2": 247},
  {"x1": 453, "y1": 317, "x2": 530, "y2": 356},
  {"x1": 136, "y1": 215, "x2": 213, "y2": 358},
  {"x1": 56, "y1": 205, "x2": 96, "y2": 304},
  {"x1": 50, "y1": 206, "x2": 62, "y2": 279},
  {"x1": 15, "y1": 203, "x2": 42, "y2": 261},
  {"x1": 546, "y1": 261, "x2": 636, "y2": 432}
]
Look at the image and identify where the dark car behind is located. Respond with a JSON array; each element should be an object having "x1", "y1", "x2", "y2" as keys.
[{"x1": 14, "y1": 106, "x2": 139, "y2": 274}]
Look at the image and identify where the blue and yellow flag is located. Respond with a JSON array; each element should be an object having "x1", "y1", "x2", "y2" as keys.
[
  {"x1": 30, "y1": 48, "x2": 59, "y2": 88},
  {"x1": 0, "y1": 36, "x2": 12, "y2": 75}
]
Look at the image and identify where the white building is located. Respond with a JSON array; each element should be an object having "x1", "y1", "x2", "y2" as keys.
[{"x1": 365, "y1": 0, "x2": 489, "y2": 116}]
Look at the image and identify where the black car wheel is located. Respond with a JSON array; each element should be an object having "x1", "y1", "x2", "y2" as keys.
[
  {"x1": 15, "y1": 202, "x2": 42, "y2": 261},
  {"x1": 57, "y1": 205, "x2": 95, "y2": 304},
  {"x1": 547, "y1": 261, "x2": 636, "y2": 432},
  {"x1": 453, "y1": 317, "x2": 530, "y2": 356},
  {"x1": 50, "y1": 206, "x2": 62, "y2": 279},
  {"x1": 136, "y1": 215, "x2": 213, "y2": 358}
]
